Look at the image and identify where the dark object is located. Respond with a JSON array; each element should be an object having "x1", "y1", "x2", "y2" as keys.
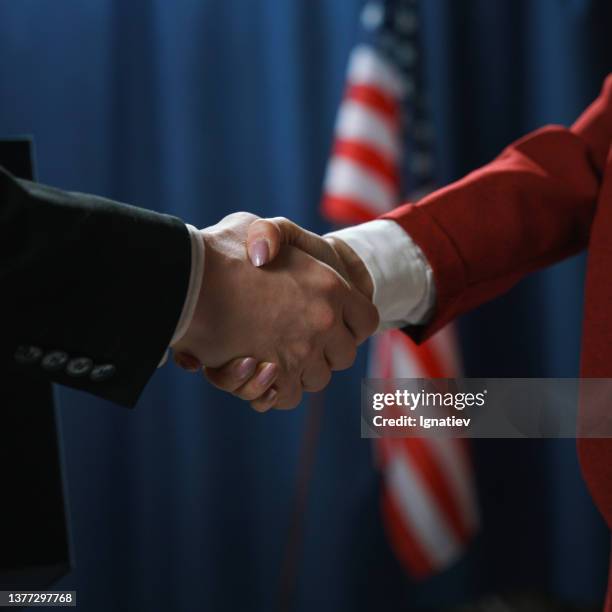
[{"x1": 0, "y1": 138, "x2": 72, "y2": 589}]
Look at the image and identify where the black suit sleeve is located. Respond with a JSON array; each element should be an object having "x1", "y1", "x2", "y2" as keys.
[{"x1": 0, "y1": 166, "x2": 191, "y2": 407}]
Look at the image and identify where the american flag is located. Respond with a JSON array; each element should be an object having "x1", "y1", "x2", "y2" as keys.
[{"x1": 321, "y1": 0, "x2": 480, "y2": 578}]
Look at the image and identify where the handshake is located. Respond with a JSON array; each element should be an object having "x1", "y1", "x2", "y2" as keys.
[{"x1": 172, "y1": 213, "x2": 379, "y2": 412}]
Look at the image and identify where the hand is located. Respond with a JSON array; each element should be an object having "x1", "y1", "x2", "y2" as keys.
[
  {"x1": 247, "y1": 216, "x2": 374, "y2": 300},
  {"x1": 172, "y1": 213, "x2": 378, "y2": 410},
  {"x1": 203, "y1": 217, "x2": 378, "y2": 408}
]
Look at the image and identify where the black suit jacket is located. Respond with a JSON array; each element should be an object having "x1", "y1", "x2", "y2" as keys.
[{"x1": 0, "y1": 141, "x2": 191, "y2": 587}]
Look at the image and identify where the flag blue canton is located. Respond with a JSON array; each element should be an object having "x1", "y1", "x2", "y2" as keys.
[{"x1": 361, "y1": 0, "x2": 435, "y2": 196}]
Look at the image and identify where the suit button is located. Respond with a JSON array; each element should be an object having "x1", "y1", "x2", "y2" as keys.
[
  {"x1": 14, "y1": 345, "x2": 43, "y2": 365},
  {"x1": 90, "y1": 364, "x2": 116, "y2": 382},
  {"x1": 41, "y1": 350, "x2": 69, "y2": 372},
  {"x1": 66, "y1": 357, "x2": 93, "y2": 377}
]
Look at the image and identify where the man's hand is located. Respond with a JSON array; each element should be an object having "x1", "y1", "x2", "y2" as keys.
[
  {"x1": 203, "y1": 216, "x2": 378, "y2": 409},
  {"x1": 173, "y1": 213, "x2": 378, "y2": 411}
]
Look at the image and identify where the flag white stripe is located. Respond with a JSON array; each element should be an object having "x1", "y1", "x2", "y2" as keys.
[
  {"x1": 325, "y1": 157, "x2": 396, "y2": 214},
  {"x1": 388, "y1": 329, "x2": 478, "y2": 532},
  {"x1": 335, "y1": 99, "x2": 401, "y2": 161},
  {"x1": 386, "y1": 452, "x2": 462, "y2": 567},
  {"x1": 390, "y1": 334, "x2": 425, "y2": 377},
  {"x1": 348, "y1": 45, "x2": 406, "y2": 98},
  {"x1": 426, "y1": 437, "x2": 480, "y2": 533}
]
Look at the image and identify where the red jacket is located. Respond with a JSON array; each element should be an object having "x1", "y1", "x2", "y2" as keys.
[{"x1": 383, "y1": 75, "x2": 612, "y2": 609}]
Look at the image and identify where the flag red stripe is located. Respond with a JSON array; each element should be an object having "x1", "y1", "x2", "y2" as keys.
[
  {"x1": 333, "y1": 139, "x2": 400, "y2": 191},
  {"x1": 400, "y1": 438, "x2": 472, "y2": 543},
  {"x1": 395, "y1": 331, "x2": 451, "y2": 378},
  {"x1": 381, "y1": 484, "x2": 434, "y2": 579},
  {"x1": 346, "y1": 83, "x2": 400, "y2": 126},
  {"x1": 321, "y1": 195, "x2": 378, "y2": 224}
]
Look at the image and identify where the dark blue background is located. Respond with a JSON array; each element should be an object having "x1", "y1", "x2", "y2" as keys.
[{"x1": 0, "y1": 1, "x2": 610, "y2": 610}]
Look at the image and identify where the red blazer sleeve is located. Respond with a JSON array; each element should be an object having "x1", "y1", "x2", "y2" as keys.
[{"x1": 383, "y1": 74, "x2": 612, "y2": 342}]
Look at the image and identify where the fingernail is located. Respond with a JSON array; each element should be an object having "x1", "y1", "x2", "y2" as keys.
[
  {"x1": 235, "y1": 357, "x2": 256, "y2": 381},
  {"x1": 261, "y1": 387, "x2": 277, "y2": 404},
  {"x1": 174, "y1": 352, "x2": 201, "y2": 372},
  {"x1": 250, "y1": 239, "x2": 270, "y2": 267},
  {"x1": 256, "y1": 362, "x2": 277, "y2": 387}
]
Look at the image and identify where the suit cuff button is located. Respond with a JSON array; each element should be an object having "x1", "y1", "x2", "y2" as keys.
[
  {"x1": 66, "y1": 357, "x2": 93, "y2": 377},
  {"x1": 41, "y1": 350, "x2": 69, "y2": 371},
  {"x1": 14, "y1": 345, "x2": 43, "y2": 365},
  {"x1": 90, "y1": 364, "x2": 116, "y2": 382}
]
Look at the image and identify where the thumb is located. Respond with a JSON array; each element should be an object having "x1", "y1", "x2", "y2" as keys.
[
  {"x1": 247, "y1": 217, "x2": 342, "y2": 272},
  {"x1": 247, "y1": 219, "x2": 283, "y2": 266}
]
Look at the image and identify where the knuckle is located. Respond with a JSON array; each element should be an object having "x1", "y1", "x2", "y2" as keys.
[
  {"x1": 334, "y1": 343, "x2": 357, "y2": 371},
  {"x1": 226, "y1": 211, "x2": 256, "y2": 225},
  {"x1": 291, "y1": 339, "x2": 314, "y2": 363},
  {"x1": 275, "y1": 382, "x2": 302, "y2": 410},
  {"x1": 251, "y1": 218, "x2": 271, "y2": 233},
  {"x1": 320, "y1": 271, "x2": 341, "y2": 295},
  {"x1": 313, "y1": 303, "x2": 337, "y2": 333},
  {"x1": 271, "y1": 216, "x2": 290, "y2": 232}
]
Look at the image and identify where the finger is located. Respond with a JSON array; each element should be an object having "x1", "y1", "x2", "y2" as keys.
[
  {"x1": 204, "y1": 357, "x2": 257, "y2": 392},
  {"x1": 251, "y1": 387, "x2": 278, "y2": 413},
  {"x1": 274, "y1": 387, "x2": 303, "y2": 410},
  {"x1": 342, "y1": 291, "x2": 379, "y2": 345},
  {"x1": 269, "y1": 374, "x2": 303, "y2": 410},
  {"x1": 247, "y1": 217, "x2": 341, "y2": 273},
  {"x1": 301, "y1": 359, "x2": 332, "y2": 393},
  {"x1": 233, "y1": 362, "x2": 279, "y2": 401},
  {"x1": 216, "y1": 211, "x2": 260, "y2": 231},
  {"x1": 324, "y1": 326, "x2": 357, "y2": 371},
  {"x1": 174, "y1": 351, "x2": 202, "y2": 372}
]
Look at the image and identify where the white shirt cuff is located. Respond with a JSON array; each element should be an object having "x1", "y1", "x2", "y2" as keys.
[
  {"x1": 326, "y1": 219, "x2": 435, "y2": 331},
  {"x1": 157, "y1": 223, "x2": 205, "y2": 367}
]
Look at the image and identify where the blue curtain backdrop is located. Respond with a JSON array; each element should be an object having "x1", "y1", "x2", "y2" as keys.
[{"x1": 0, "y1": 1, "x2": 610, "y2": 610}]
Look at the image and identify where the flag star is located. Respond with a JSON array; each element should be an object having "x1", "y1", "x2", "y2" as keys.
[
  {"x1": 397, "y1": 43, "x2": 417, "y2": 67},
  {"x1": 379, "y1": 33, "x2": 398, "y2": 54},
  {"x1": 414, "y1": 91, "x2": 431, "y2": 110},
  {"x1": 361, "y1": 2, "x2": 384, "y2": 30},
  {"x1": 410, "y1": 152, "x2": 434, "y2": 176},
  {"x1": 395, "y1": 9, "x2": 418, "y2": 33},
  {"x1": 402, "y1": 76, "x2": 416, "y2": 99},
  {"x1": 413, "y1": 121, "x2": 434, "y2": 142}
]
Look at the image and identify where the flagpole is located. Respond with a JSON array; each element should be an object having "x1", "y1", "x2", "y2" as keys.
[{"x1": 277, "y1": 391, "x2": 326, "y2": 612}]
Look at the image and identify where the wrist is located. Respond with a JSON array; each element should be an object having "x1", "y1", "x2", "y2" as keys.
[
  {"x1": 170, "y1": 224, "x2": 206, "y2": 347},
  {"x1": 177, "y1": 230, "x2": 233, "y2": 364},
  {"x1": 325, "y1": 236, "x2": 374, "y2": 301},
  {"x1": 186, "y1": 230, "x2": 211, "y2": 339}
]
